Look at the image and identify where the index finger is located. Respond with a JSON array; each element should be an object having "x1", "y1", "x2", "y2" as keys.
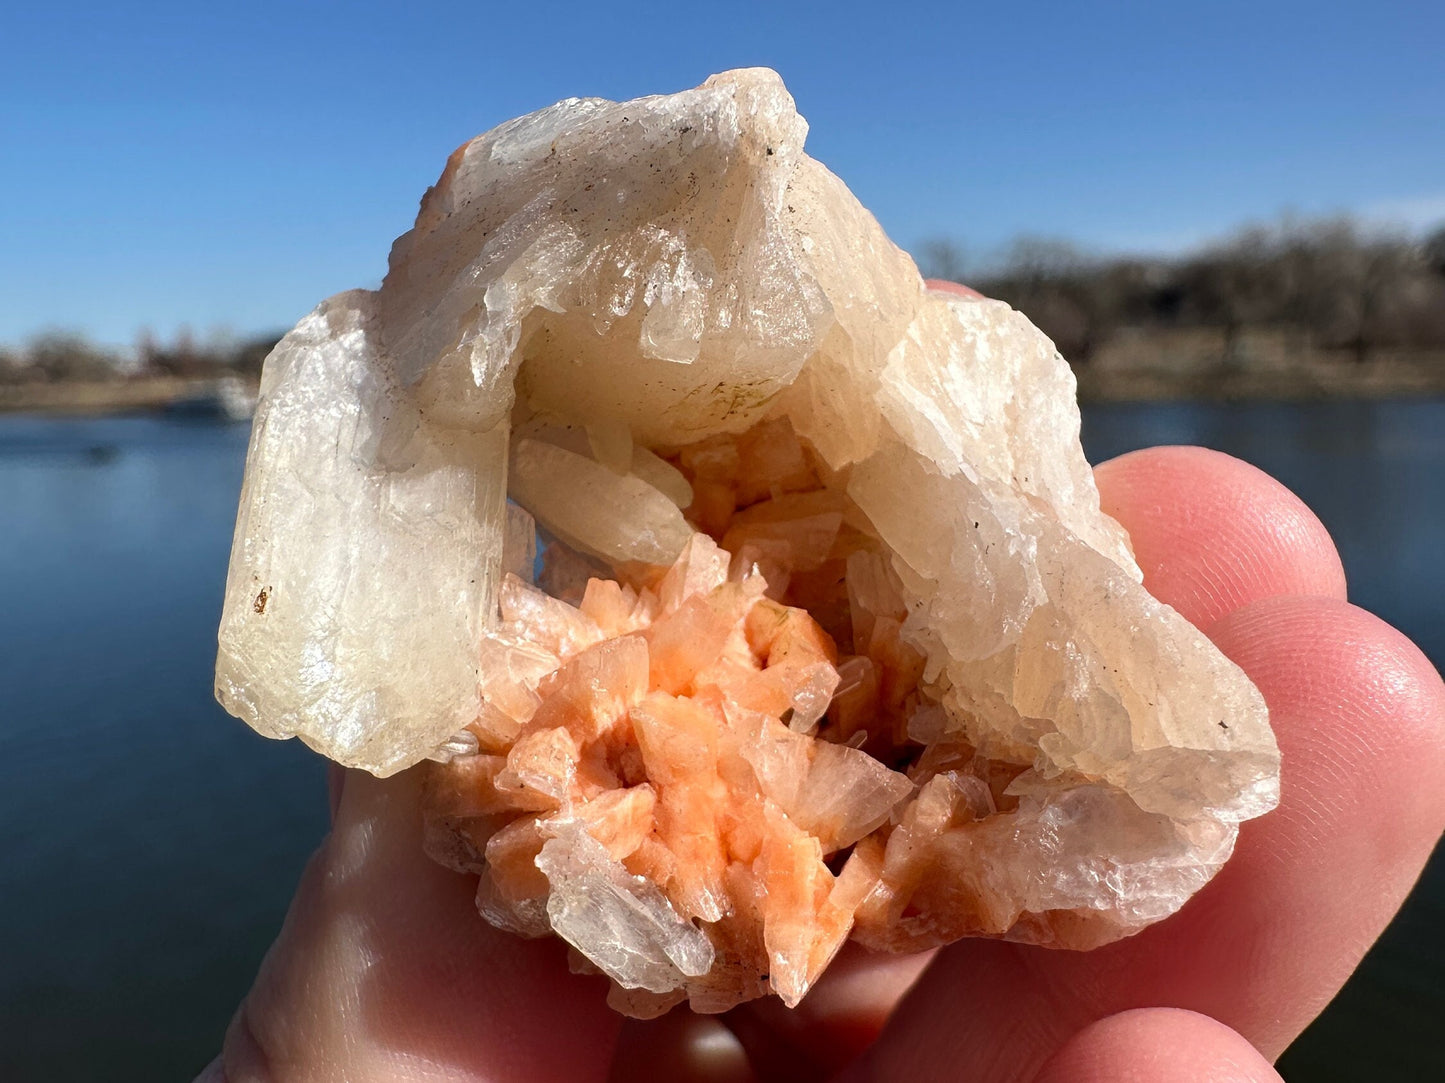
[
  {"x1": 845, "y1": 447, "x2": 1445, "y2": 1083},
  {"x1": 924, "y1": 279, "x2": 985, "y2": 299}
]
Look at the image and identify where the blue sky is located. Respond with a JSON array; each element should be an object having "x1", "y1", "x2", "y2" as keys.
[{"x1": 3, "y1": 1, "x2": 1441, "y2": 346}]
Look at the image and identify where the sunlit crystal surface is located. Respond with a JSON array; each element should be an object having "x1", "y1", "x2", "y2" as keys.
[{"x1": 217, "y1": 68, "x2": 1279, "y2": 1012}]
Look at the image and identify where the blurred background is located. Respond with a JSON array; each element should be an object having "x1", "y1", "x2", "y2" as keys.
[{"x1": 2, "y1": 3, "x2": 1441, "y2": 1079}]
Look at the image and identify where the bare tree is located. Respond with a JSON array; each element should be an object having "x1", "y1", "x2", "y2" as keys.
[
  {"x1": 24, "y1": 332, "x2": 120, "y2": 382},
  {"x1": 966, "y1": 238, "x2": 1108, "y2": 361},
  {"x1": 1001, "y1": 237, "x2": 1086, "y2": 297},
  {"x1": 0, "y1": 346, "x2": 24, "y2": 385},
  {"x1": 1178, "y1": 227, "x2": 1290, "y2": 360},
  {"x1": 916, "y1": 239, "x2": 969, "y2": 284},
  {"x1": 227, "y1": 333, "x2": 283, "y2": 377},
  {"x1": 1423, "y1": 225, "x2": 1445, "y2": 277},
  {"x1": 1293, "y1": 221, "x2": 1423, "y2": 362},
  {"x1": 920, "y1": 214, "x2": 1445, "y2": 376}
]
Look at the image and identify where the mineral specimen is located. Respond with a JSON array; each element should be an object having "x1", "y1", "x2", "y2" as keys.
[{"x1": 216, "y1": 68, "x2": 1279, "y2": 1015}]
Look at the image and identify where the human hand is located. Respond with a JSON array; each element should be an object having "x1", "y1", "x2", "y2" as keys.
[{"x1": 198, "y1": 290, "x2": 1445, "y2": 1083}]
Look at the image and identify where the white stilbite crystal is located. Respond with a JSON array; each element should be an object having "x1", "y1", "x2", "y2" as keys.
[
  {"x1": 629, "y1": 446, "x2": 695, "y2": 509},
  {"x1": 500, "y1": 503, "x2": 538, "y2": 583},
  {"x1": 216, "y1": 292, "x2": 507, "y2": 774},
  {"x1": 537, "y1": 826, "x2": 716, "y2": 994},
  {"x1": 509, "y1": 438, "x2": 693, "y2": 565},
  {"x1": 219, "y1": 67, "x2": 1280, "y2": 1006},
  {"x1": 736, "y1": 707, "x2": 913, "y2": 850}
]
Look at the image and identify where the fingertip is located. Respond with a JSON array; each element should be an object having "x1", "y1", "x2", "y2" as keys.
[
  {"x1": 724, "y1": 945, "x2": 935, "y2": 1076},
  {"x1": 607, "y1": 1014, "x2": 757, "y2": 1083},
  {"x1": 327, "y1": 761, "x2": 346, "y2": 823},
  {"x1": 1031, "y1": 1009, "x2": 1282, "y2": 1083},
  {"x1": 1191, "y1": 596, "x2": 1445, "y2": 1055},
  {"x1": 1209, "y1": 596, "x2": 1445, "y2": 825},
  {"x1": 1094, "y1": 445, "x2": 1347, "y2": 631},
  {"x1": 924, "y1": 278, "x2": 985, "y2": 299}
]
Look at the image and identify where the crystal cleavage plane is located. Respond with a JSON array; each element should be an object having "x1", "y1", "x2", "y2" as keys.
[{"x1": 215, "y1": 69, "x2": 1279, "y2": 1016}]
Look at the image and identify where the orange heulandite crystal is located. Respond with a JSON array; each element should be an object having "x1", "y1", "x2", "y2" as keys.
[
  {"x1": 421, "y1": 419, "x2": 953, "y2": 1015},
  {"x1": 215, "y1": 71, "x2": 1278, "y2": 1021}
]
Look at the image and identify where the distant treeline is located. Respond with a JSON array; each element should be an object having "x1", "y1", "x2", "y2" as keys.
[
  {"x1": 0, "y1": 329, "x2": 282, "y2": 385},
  {"x1": 919, "y1": 217, "x2": 1445, "y2": 366},
  {"x1": 5, "y1": 215, "x2": 1444, "y2": 385}
]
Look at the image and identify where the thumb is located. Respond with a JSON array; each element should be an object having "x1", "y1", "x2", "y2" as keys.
[
  {"x1": 1031, "y1": 1008, "x2": 1283, "y2": 1083},
  {"x1": 203, "y1": 765, "x2": 620, "y2": 1082}
]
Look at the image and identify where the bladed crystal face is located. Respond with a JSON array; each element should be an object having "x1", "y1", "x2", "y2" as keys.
[{"x1": 216, "y1": 68, "x2": 1278, "y2": 1014}]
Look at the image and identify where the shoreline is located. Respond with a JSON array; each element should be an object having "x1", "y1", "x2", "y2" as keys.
[
  {"x1": 2, "y1": 360, "x2": 1443, "y2": 418},
  {"x1": 1074, "y1": 363, "x2": 1445, "y2": 402},
  {"x1": 0, "y1": 375, "x2": 260, "y2": 417},
  {"x1": 1073, "y1": 330, "x2": 1445, "y2": 402}
]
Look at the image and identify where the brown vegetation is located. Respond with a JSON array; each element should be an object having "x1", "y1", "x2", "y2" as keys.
[
  {"x1": 0, "y1": 329, "x2": 280, "y2": 414},
  {"x1": 0, "y1": 328, "x2": 280, "y2": 386},
  {"x1": 5, "y1": 217, "x2": 1444, "y2": 409},
  {"x1": 920, "y1": 218, "x2": 1445, "y2": 399}
]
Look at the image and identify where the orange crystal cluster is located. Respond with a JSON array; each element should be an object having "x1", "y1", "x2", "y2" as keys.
[
  {"x1": 217, "y1": 70, "x2": 1279, "y2": 1020},
  {"x1": 421, "y1": 419, "x2": 964, "y2": 1014}
]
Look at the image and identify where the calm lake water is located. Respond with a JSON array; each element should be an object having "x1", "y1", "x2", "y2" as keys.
[{"x1": 1, "y1": 401, "x2": 1441, "y2": 1082}]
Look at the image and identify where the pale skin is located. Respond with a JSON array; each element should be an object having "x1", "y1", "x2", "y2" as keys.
[{"x1": 199, "y1": 282, "x2": 1445, "y2": 1083}]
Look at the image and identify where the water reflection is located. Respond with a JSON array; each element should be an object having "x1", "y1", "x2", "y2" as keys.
[
  {"x1": 0, "y1": 403, "x2": 1439, "y2": 1081},
  {"x1": 0, "y1": 416, "x2": 328, "y2": 1081},
  {"x1": 1082, "y1": 399, "x2": 1445, "y2": 667}
]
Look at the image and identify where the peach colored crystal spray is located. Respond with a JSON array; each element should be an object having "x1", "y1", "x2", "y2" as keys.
[{"x1": 217, "y1": 70, "x2": 1278, "y2": 1014}]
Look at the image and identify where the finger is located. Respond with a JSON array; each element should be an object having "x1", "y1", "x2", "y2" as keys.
[
  {"x1": 326, "y1": 761, "x2": 345, "y2": 823},
  {"x1": 925, "y1": 279, "x2": 985, "y2": 299},
  {"x1": 745, "y1": 446, "x2": 1346, "y2": 1077},
  {"x1": 849, "y1": 596, "x2": 1445, "y2": 1082},
  {"x1": 1030, "y1": 1008, "x2": 1283, "y2": 1083},
  {"x1": 722, "y1": 946, "x2": 935, "y2": 1080},
  {"x1": 1094, "y1": 445, "x2": 1347, "y2": 631},
  {"x1": 216, "y1": 768, "x2": 621, "y2": 1082},
  {"x1": 1187, "y1": 598, "x2": 1445, "y2": 1053},
  {"x1": 607, "y1": 1013, "x2": 757, "y2": 1083}
]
